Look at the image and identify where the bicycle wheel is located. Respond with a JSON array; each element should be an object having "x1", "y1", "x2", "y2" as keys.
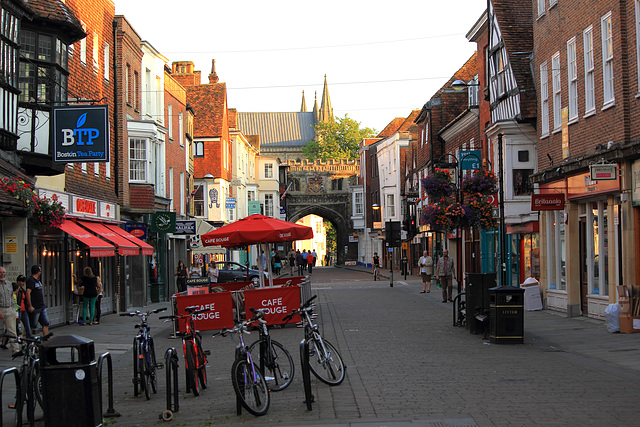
[
  {"x1": 185, "y1": 341, "x2": 199, "y2": 396},
  {"x1": 32, "y1": 361, "x2": 44, "y2": 411},
  {"x1": 139, "y1": 345, "x2": 151, "y2": 400},
  {"x1": 248, "y1": 339, "x2": 294, "y2": 392},
  {"x1": 307, "y1": 338, "x2": 345, "y2": 386},
  {"x1": 231, "y1": 359, "x2": 269, "y2": 416},
  {"x1": 195, "y1": 335, "x2": 207, "y2": 390},
  {"x1": 148, "y1": 337, "x2": 158, "y2": 394}
]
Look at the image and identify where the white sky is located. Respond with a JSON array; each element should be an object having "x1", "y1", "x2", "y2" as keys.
[{"x1": 113, "y1": 0, "x2": 486, "y2": 132}]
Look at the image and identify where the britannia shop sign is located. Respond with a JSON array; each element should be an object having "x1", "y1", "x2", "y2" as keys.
[
  {"x1": 52, "y1": 105, "x2": 109, "y2": 163},
  {"x1": 531, "y1": 194, "x2": 565, "y2": 211}
]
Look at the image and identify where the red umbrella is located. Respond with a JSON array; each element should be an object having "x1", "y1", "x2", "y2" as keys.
[
  {"x1": 201, "y1": 215, "x2": 314, "y2": 287},
  {"x1": 201, "y1": 214, "x2": 313, "y2": 248}
]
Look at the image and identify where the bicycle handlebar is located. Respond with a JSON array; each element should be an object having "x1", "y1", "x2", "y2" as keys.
[
  {"x1": 3, "y1": 331, "x2": 53, "y2": 344},
  {"x1": 119, "y1": 307, "x2": 167, "y2": 317},
  {"x1": 282, "y1": 294, "x2": 317, "y2": 322}
]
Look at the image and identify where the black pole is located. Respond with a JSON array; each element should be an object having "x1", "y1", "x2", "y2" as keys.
[
  {"x1": 458, "y1": 162, "x2": 463, "y2": 295},
  {"x1": 497, "y1": 133, "x2": 507, "y2": 287}
]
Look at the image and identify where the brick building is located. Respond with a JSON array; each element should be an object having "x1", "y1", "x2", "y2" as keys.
[{"x1": 531, "y1": 0, "x2": 640, "y2": 318}]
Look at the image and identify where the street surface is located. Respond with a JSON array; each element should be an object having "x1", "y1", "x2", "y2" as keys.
[{"x1": 1, "y1": 266, "x2": 639, "y2": 426}]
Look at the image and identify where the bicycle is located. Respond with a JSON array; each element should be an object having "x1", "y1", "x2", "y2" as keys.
[
  {"x1": 246, "y1": 307, "x2": 294, "y2": 392},
  {"x1": 120, "y1": 307, "x2": 167, "y2": 400},
  {"x1": 373, "y1": 264, "x2": 380, "y2": 281},
  {"x1": 3, "y1": 332, "x2": 53, "y2": 424},
  {"x1": 160, "y1": 305, "x2": 210, "y2": 397},
  {"x1": 283, "y1": 295, "x2": 346, "y2": 386},
  {"x1": 214, "y1": 318, "x2": 270, "y2": 416}
]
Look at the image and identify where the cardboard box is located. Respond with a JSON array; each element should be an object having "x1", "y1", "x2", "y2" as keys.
[
  {"x1": 619, "y1": 316, "x2": 640, "y2": 334},
  {"x1": 619, "y1": 297, "x2": 632, "y2": 315}
]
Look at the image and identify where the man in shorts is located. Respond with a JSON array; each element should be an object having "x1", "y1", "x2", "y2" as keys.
[{"x1": 26, "y1": 265, "x2": 49, "y2": 336}]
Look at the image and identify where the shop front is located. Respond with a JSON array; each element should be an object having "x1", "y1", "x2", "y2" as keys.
[{"x1": 540, "y1": 171, "x2": 621, "y2": 319}]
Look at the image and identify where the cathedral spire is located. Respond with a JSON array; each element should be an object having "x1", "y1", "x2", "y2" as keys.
[
  {"x1": 319, "y1": 74, "x2": 333, "y2": 122},
  {"x1": 301, "y1": 90, "x2": 307, "y2": 112},
  {"x1": 313, "y1": 91, "x2": 319, "y2": 123},
  {"x1": 208, "y1": 59, "x2": 219, "y2": 84}
]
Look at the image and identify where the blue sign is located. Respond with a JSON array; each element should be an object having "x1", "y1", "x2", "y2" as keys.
[
  {"x1": 174, "y1": 220, "x2": 196, "y2": 235},
  {"x1": 459, "y1": 150, "x2": 481, "y2": 171},
  {"x1": 52, "y1": 105, "x2": 109, "y2": 163},
  {"x1": 225, "y1": 197, "x2": 236, "y2": 209}
]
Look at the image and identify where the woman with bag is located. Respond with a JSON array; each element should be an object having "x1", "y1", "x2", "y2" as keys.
[
  {"x1": 175, "y1": 260, "x2": 188, "y2": 292},
  {"x1": 74, "y1": 267, "x2": 99, "y2": 325}
]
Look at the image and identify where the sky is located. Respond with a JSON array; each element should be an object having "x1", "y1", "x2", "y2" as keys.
[{"x1": 113, "y1": 0, "x2": 486, "y2": 133}]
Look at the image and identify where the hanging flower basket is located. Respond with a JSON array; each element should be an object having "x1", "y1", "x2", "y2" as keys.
[
  {"x1": 447, "y1": 202, "x2": 478, "y2": 229},
  {"x1": 0, "y1": 177, "x2": 65, "y2": 229},
  {"x1": 461, "y1": 169, "x2": 497, "y2": 197},
  {"x1": 421, "y1": 168, "x2": 454, "y2": 200},
  {"x1": 420, "y1": 204, "x2": 451, "y2": 231},
  {"x1": 467, "y1": 197, "x2": 498, "y2": 230}
]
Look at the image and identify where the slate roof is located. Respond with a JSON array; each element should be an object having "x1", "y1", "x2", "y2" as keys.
[
  {"x1": 492, "y1": 0, "x2": 536, "y2": 120},
  {"x1": 25, "y1": 0, "x2": 86, "y2": 43},
  {"x1": 236, "y1": 112, "x2": 316, "y2": 146},
  {"x1": 187, "y1": 83, "x2": 227, "y2": 138}
]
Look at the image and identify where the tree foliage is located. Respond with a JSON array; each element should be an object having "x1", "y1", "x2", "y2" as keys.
[{"x1": 302, "y1": 115, "x2": 376, "y2": 161}]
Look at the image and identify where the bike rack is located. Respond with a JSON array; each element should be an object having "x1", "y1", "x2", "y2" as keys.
[
  {"x1": 163, "y1": 348, "x2": 180, "y2": 418},
  {"x1": 453, "y1": 292, "x2": 466, "y2": 327},
  {"x1": 299, "y1": 339, "x2": 313, "y2": 411},
  {"x1": 0, "y1": 367, "x2": 22, "y2": 427},
  {"x1": 97, "y1": 352, "x2": 121, "y2": 419}
]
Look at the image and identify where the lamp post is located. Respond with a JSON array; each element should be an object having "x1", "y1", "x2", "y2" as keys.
[{"x1": 497, "y1": 134, "x2": 507, "y2": 287}]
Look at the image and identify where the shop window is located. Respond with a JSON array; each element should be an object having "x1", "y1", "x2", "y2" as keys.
[{"x1": 513, "y1": 169, "x2": 534, "y2": 195}]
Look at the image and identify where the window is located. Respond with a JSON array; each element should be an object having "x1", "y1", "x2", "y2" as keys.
[
  {"x1": 468, "y1": 76, "x2": 479, "y2": 107},
  {"x1": 552, "y1": 52, "x2": 561, "y2": 130},
  {"x1": 194, "y1": 186, "x2": 204, "y2": 216},
  {"x1": 264, "y1": 194, "x2": 274, "y2": 217},
  {"x1": 145, "y1": 68, "x2": 151, "y2": 115},
  {"x1": 103, "y1": 42, "x2": 109, "y2": 81},
  {"x1": 125, "y1": 64, "x2": 131, "y2": 104},
  {"x1": 133, "y1": 71, "x2": 139, "y2": 110},
  {"x1": 386, "y1": 194, "x2": 395, "y2": 218},
  {"x1": 494, "y1": 49, "x2": 506, "y2": 97},
  {"x1": 601, "y1": 12, "x2": 614, "y2": 105},
  {"x1": 18, "y1": 30, "x2": 69, "y2": 104},
  {"x1": 636, "y1": 1, "x2": 640, "y2": 91},
  {"x1": 513, "y1": 169, "x2": 534, "y2": 196},
  {"x1": 518, "y1": 150, "x2": 530, "y2": 162},
  {"x1": 332, "y1": 178, "x2": 343, "y2": 191},
  {"x1": 264, "y1": 163, "x2": 273, "y2": 178},
  {"x1": 584, "y1": 26, "x2": 595, "y2": 113},
  {"x1": 178, "y1": 112, "x2": 184, "y2": 146},
  {"x1": 79, "y1": 23, "x2": 86, "y2": 64},
  {"x1": 169, "y1": 167, "x2": 174, "y2": 211},
  {"x1": 567, "y1": 38, "x2": 578, "y2": 120},
  {"x1": 537, "y1": 0, "x2": 546, "y2": 18},
  {"x1": 129, "y1": 138, "x2": 147, "y2": 181},
  {"x1": 587, "y1": 201, "x2": 609, "y2": 295},
  {"x1": 180, "y1": 172, "x2": 185, "y2": 215},
  {"x1": 540, "y1": 62, "x2": 550, "y2": 136},
  {"x1": 354, "y1": 192, "x2": 363, "y2": 215},
  {"x1": 550, "y1": 0, "x2": 557, "y2": 6},
  {"x1": 92, "y1": 33, "x2": 99, "y2": 70},
  {"x1": 194, "y1": 141, "x2": 204, "y2": 157},
  {"x1": 168, "y1": 104, "x2": 173, "y2": 140}
]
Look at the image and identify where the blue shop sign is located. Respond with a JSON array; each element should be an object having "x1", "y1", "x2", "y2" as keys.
[
  {"x1": 459, "y1": 150, "x2": 481, "y2": 171},
  {"x1": 174, "y1": 220, "x2": 196, "y2": 235},
  {"x1": 52, "y1": 105, "x2": 109, "y2": 163},
  {"x1": 225, "y1": 197, "x2": 236, "y2": 209}
]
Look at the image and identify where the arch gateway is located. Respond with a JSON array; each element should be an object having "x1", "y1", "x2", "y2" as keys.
[{"x1": 282, "y1": 159, "x2": 359, "y2": 266}]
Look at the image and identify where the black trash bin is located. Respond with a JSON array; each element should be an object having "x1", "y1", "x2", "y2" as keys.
[
  {"x1": 40, "y1": 335, "x2": 101, "y2": 427},
  {"x1": 465, "y1": 273, "x2": 496, "y2": 335},
  {"x1": 489, "y1": 286, "x2": 525, "y2": 344}
]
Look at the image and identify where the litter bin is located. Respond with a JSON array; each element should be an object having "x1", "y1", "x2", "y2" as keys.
[
  {"x1": 40, "y1": 335, "x2": 101, "y2": 427},
  {"x1": 465, "y1": 273, "x2": 496, "y2": 335},
  {"x1": 489, "y1": 286, "x2": 525, "y2": 344}
]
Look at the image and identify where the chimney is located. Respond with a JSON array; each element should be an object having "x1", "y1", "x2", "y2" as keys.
[{"x1": 208, "y1": 59, "x2": 219, "y2": 84}]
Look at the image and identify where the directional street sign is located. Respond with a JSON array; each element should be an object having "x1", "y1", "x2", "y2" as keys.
[{"x1": 459, "y1": 150, "x2": 482, "y2": 171}]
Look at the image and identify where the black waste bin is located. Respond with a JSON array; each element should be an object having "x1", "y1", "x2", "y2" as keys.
[
  {"x1": 465, "y1": 273, "x2": 496, "y2": 335},
  {"x1": 489, "y1": 286, "x2": 525, "y2": 344},
  {"x1": 40, "y1": 335, "x2": 101, "y2": 427}
]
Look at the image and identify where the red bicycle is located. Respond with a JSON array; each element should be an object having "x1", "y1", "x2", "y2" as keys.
[{"x1": 160, "y1": 305, "x2": 211, "y2": 396}]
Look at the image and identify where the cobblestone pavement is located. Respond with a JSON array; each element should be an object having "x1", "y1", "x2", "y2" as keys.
[{"x1": 0, "y1": 266, "x2": 639, "y2": 426}]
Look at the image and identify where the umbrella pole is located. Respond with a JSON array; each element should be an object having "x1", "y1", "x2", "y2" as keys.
[
  {"x1": 266, "y1": 244, "x2": 274, "y2": 287},
  {"x1": 258, "y1": 243, "x2": 265, "y2": 288}
]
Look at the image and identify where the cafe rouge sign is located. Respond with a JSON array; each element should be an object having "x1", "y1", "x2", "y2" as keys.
[{"x1": 52, "y1": 105, "x2": 109, "y2": 163}]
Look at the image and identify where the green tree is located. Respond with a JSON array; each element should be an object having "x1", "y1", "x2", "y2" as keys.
[
  {"x1": 325, "y1": 221, "x2": 337, "y2": 254},
  {"x1": 303, "y1": 115, "x2": 376, "y2": 161}
]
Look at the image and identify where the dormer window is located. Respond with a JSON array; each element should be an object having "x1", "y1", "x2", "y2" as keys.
[{"x1": 19, "y1": 30, "x2": 69, "y2": 104}]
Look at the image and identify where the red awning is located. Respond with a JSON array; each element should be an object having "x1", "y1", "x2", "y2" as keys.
[
  {"x1": 103, "y1": 224, "x2": 154, "y2": 256},
  {"x1": 57, "y1": 220, "x2": 115, "y2": 257},
  {"x1": 77, "y1": 221, "x2": 139, "y2": 256}
]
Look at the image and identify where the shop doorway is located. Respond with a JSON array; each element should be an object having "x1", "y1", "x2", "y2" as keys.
[{"x1": 579, "y1": 218, "x2": 588, "y2": 315}]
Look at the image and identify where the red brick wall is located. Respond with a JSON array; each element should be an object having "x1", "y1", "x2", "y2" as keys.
[
  {"x1": 64, "y1": 0, "x2": 117, "y2": 203},
  {"x1": 164, "y1": 72, "x2": 188, "y2": 215},
  {"x1": 129, "y1": 184, "x2": 155, "y2": 210},
  {"x1": 533, "y1": 0, "x2": 638, "y2": 172}
]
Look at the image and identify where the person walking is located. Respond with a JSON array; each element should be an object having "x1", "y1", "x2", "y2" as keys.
[
  {"x1": 273, "y1": 253, "x2": 282, "y2": 275},
  {"x1": 26, "y1": 265, "x2": 49, "y2": 336},
  {"x1": 436, "y1": 249, "x2": 456, "y2": 303},
  {"x1": 16, "y1": 275, "x2": 31, "y2": 338},
  {"x1": 419, "y1": 250, "x2": 433, "y2": 293},
  {"x1": 289, "y1": 252, "x2": 296, "y2": 275},
  {"x1": 306, "y1": 251, "x2": 314, "y2": 274},
  {"x1": 94, "y1": 276, "x2": 104, "y2": 324},
  {"x1": 296, "y1": 250, "x2": 304, "y2": 275},
  {"x1": 74, "y1": 267, "x2": 99, "y2": 325},
  {"x1": 0, "y1": 267, "x2": 21, "y2": 357},
  {"x1": 207, "y1": 262, "x2": 219, "y2": 285},
  {"x1": 311, "y1": 249, "x2": 318, "y2": 267},
  {"x1": 175, "y1": 260, "x2": 188, "y2": 293}
]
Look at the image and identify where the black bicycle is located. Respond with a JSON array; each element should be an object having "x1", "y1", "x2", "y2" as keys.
[
  {"x1": 283, "y1": 295, "x2": 346, "y2": 386},
  {"x1": 214, "y1": 319, "x2": 270, "y2": 416},
  {"x1": 246, "y1": 307, "x2": 294, "y2": 392},
  {"x1": 3, "y1": 332, "x2": 53, "y2": 424},
  {"x1": 120, "y1": 307, "x2": 166, "y2": 399}
]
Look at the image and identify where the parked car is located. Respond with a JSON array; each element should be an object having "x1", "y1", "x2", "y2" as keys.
[{"x1": 214, "y1": 261, "x2": 267, "y2": 283}]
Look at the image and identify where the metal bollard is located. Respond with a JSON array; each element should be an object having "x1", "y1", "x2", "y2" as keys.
[
  {"x1": 0, "y1": 367, "x2": 22, "y2": 427},
  {"x1": 164, "y1": 348, "x2": 179, "y2": 416},
  {"x1": 299, "y1": 339, "x2": 313, "y2": 411},
  {"x1": 97, "y1": 352, "x2": 121, "y2": 419}
]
